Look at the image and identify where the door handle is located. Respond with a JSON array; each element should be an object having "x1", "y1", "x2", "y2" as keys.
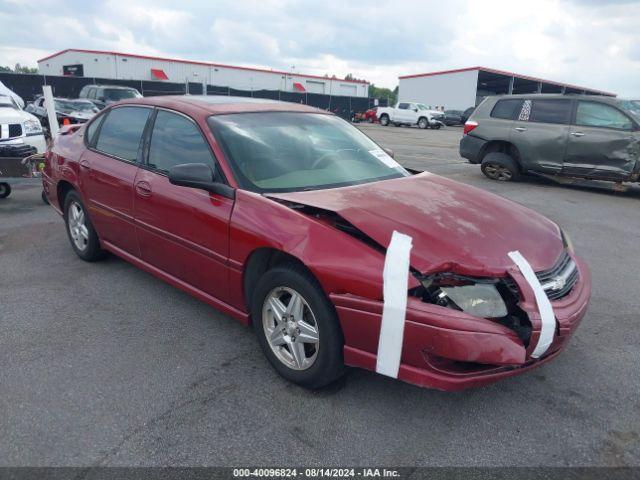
[
  {"x1": 514, "y1": 127, "x2": 527, "y2": 132},
  {"x1": 135, "y1": 181, "x2": 152, "y2": 197},
  {"x1": 79, "y1": 159, "x2": 90, "y2": 170},
  {"x1": 570, "y1": 132, "x2": 585, "y2": 137}
]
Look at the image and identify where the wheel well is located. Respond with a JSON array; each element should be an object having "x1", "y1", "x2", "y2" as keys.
[
  {"x1": 379, "y1": 113, "x2": 389, "y2": 118},
  {"x1": 243, "y1": 248, "x2": 314, "y2": 316},
  {"x1": 418, "y1": 116, "x2": 428, "y2": 122},
  {"x1": 56, "y1": 180, "x2": 75, "y2": 211},
  {"x1": 479, "y1": 141, "x2": 522, "y2": 169}
]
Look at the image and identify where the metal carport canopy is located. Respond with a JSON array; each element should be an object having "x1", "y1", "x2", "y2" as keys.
[{"x1": 399, "y1": 66, "x2": 616, "y2": 97}]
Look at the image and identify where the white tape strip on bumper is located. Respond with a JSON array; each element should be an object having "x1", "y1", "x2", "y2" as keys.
[
  {"x1": 508, "y1": 250, "x2": 556, "y2": 358},
  {"x1": 376, "y1": 231, "x2": 413, "y2": 378}
]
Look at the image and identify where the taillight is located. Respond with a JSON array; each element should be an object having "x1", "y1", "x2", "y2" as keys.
[{"x1": 463, "y1": 120, "x2": 478, "y2": 135}]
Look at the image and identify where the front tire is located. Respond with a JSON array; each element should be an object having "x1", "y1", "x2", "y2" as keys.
[
  {"x1": 0, "y1": 182, "x2": 11, "y2": 199},
  {"x1": 251, "y1": 263, "x2": 345, "y2": 389},
  {"x1": 481, "y1": 152, "x2": 520, "y2": 182},
  {"x1": 418, "y1": 117, "x2": 428, "y2": 129},
  {"x1": 64, "y1": 190, "x2": 107, "y2": 261}
]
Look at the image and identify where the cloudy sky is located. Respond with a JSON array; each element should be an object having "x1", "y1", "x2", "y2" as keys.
[{"x1": 0, "y1": 0, "x2": 638, "y2": 97}]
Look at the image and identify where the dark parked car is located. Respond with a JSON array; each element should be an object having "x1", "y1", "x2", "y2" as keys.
[
  {"x1": 26, "y1": 96, "x2": 98, "y2": 128},
  {"x1": 43, "y1": 96, "x2": 590, "y2": 391},
  {"x1": 460, "y1": 94, "x2": 640, "y2": 183},
  {"x1": 443, "y1": 110, "x2": 463, "y2": 126},
  {"x1": 460, "y1": 106, "x2": 475, "y2": 124},
  {"x1": 78, "y1": 84, "x2": 142, "y2": 109}
]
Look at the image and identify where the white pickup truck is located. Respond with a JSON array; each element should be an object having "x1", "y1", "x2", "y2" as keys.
[{"x1": 377, "y1": 102, "x2": 445, "y2": 129}]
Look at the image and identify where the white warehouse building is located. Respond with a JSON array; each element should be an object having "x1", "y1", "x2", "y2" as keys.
[
  {"x1": 37, "y1": 49, "x2": 369, "y2": 97},
  {"x1": 398, "y1": 66, "x2": 615, "y2": 111}
]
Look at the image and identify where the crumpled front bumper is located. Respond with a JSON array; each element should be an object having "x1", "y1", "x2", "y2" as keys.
[{"x1": 331, "y1": 254, "x2": 591, "y2": 391}]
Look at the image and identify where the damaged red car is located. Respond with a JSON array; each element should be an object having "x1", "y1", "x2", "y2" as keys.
[{"x1": 42, "y1": 96, "x2": 591, "y2": 391}]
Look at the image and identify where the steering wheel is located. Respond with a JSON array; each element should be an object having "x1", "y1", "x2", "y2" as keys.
[
  {"x1": 310, "y1": 148, "x2": 359, "y2": 170},
  {"x1": 310, "y1": 151, "x2": 340, "y2": 170}
]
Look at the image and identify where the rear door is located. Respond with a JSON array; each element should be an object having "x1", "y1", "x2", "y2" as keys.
[
  {"x1": 133, "y1": 108, "x2": 234, "y2": 303},
  {"x1": 563, "y1": 100, "x2": 638, "y2": 180},
  {"x1": 79, "y1": 105, "x2": 151, "y2": 255},
  {"x1": 511, "y1": 98, "x2": 573, "y2": 173}
]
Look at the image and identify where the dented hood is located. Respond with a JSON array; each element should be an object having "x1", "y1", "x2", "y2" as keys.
[{"x1": 267, "y1": 173, "x2": 564, "y2": 276}]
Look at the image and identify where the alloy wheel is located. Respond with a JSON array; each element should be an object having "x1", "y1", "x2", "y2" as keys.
[
  {"x1": 68, "y1": 201, "x2": 89, "y2": 251},
  {"x1": 262, "y1": 286, "x2": 320, "y2": 370},
  {"x1": 483, "y1": 163, "x2": 513, "y2": 181}
]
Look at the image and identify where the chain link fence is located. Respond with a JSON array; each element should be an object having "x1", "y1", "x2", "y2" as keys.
[{"x1": 0, "y1": 72, "x2": 387, "y2": 120}]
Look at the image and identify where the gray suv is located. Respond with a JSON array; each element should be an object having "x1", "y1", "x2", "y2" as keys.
[
  {"x1": 78, "y1": 85, "x2": 142, "y2": 110},
  {"x1": 460, "y1": 94, "x2": 640, "y2": 183}
]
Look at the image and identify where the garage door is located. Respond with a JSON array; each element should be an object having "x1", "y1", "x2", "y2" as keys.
[
  {"x1": 340, "y1": 84, "x2": 357, "y2": 96},
  {"x1": 306, "y1": 81, "x2": 325, "y2": 94}
]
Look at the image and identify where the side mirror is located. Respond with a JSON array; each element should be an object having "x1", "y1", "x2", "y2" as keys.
[
  {"x1": 168, "y1": 163, "x2": 235, "y2": 199},
  {"x1": 382, "y1": 147, "x2": 395, "y2": 159},
  {"x1": 98, "y1": 96, "x2": 106, "y2": 102},
  {"x1": 413, "y1": 108, "x2": 418, "y2": 112}
]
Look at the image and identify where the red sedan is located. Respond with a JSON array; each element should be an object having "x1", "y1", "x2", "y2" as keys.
[{"x1": 42, "y1": 96, "x2": 590, "y2": 391}]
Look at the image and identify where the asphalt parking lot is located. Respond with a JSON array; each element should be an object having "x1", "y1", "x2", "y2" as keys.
[{"x1": 1, "y1": 124, "x2": 639, "y2": 467}]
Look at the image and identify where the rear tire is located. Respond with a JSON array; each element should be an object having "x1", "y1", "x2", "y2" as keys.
[
  {"x1": 0, "y1": 183, "x2": 11, "y2": 199},
  {"x1": 379, "y1": 114, "x2": 390, "y2": 126},
  {"x1": 64, "y1": 190, "x2": 107, "y2": 261},
  {"x1": 251, "y1": 263, "x2": 345, "y2": 389},
  {"x1": 481, "y1": 152, "x2": 520, "y2": 182}
]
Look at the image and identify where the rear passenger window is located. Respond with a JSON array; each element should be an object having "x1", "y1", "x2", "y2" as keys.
[
  {"x1": 527, "y1": 99, "x2": 572, "y2": 124},
  {"x1": 148, "y1": 110, "x2": 215, "y2": 173},
  {"x1": 95, "y1": 107, "x2": 150, "y2": 161},
  {"x1": 490, "y1": 99, "x2": 523, "y2": 120},
  {"x1": 398, "y1": 103, "x2": 409, "y2": 110}
]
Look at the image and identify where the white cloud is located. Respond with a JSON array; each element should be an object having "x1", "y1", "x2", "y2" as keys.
[{"x1": 0, "y1": 0, "x2": 638, "y2": 97}]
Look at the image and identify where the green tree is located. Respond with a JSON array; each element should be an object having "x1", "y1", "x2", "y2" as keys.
[
  {"x1": 368, "y1": 83, "x2": 398, "y2": 105},
  {"x1": 13, "y1": 63, "x2": 38, "y2": 74}
]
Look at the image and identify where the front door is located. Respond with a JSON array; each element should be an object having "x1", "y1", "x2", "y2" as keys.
[
  {"x1": 510, "y1": 98, "x2": 573, "y2": 173},
  {"x1": 134, "y1": 109, "x2": 234, "y2": 303},
  {"x1": 79, "y1": 105, "x2": 151, "y2": 256},
  {"x1": 563, "y1": 100, "x2": 638, "y2": 181}
]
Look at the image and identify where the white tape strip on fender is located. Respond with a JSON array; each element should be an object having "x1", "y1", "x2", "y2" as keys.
[
  {"x1": 508, "y1": 250, "x2": 556, "y2": 358},
  {"x1": 376, "y1": 231, "x2": 413, "y2": 378}
]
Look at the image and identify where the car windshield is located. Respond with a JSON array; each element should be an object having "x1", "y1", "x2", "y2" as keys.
[
  {"x1": 105, "y1": 89, "x2": 140, "y2": 101},
  {"x1": 55, "y1": 99, "x2": 97, "y2": 112},
  {"x1": 208, "y1": 112, "x2": 409, "y2": 193},
  {"x1": 618, "y1": 100, "x2": 640, "y2": 121},
  {"x1": 417, "y1": 104, "x2": 431, "y2": 110}
]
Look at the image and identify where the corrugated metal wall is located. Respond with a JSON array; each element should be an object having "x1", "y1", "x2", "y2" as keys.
[{"x1": 37, "y1": 51, "x2": 369, "y2": 98}]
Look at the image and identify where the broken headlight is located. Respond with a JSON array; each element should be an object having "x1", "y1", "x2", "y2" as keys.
[
  {"x1": 418, "y1": 274, "x2": 508, "y2": 319},
  {"x1": 436, "y1": 284, "x2": 507, "y2": 318}
]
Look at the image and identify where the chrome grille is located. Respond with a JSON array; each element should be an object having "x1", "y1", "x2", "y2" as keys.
[{"x1": 505, "y1": 250, "x2": 579, "y2": 301}]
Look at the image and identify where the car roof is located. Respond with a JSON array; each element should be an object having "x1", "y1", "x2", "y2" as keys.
[
  {"x1": 91, "y1": 85, "x2": 139, "y2": 90},
  {"x1": 492, "y1": 93, "x2": 618, "y2": 104},
  {"x1": 118, "y1": 95, "x2": 328, "y2": 116}
]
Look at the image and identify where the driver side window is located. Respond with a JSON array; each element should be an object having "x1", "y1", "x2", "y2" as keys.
[
  {"x1": 576, "y1": 102, "x2": 633, "y2": 131},
  {"x1": 148, "y1": 110, "x2": 216, "y2": 174}
]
